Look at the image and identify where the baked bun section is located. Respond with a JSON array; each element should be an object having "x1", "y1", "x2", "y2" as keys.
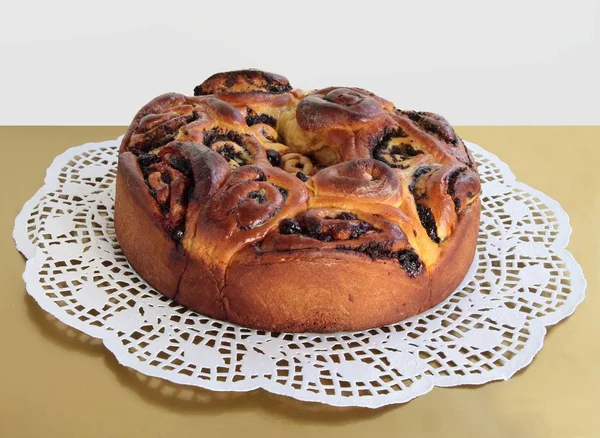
[
  {"x1": 194, "y1": 69, "x2": 293, "y2": 95},
  {"x1": 114, "y1": 69, "x2": 481, "y2": 333},
  {"x1": 310, "y1": 158, "x2": 402, "y2": 205},
  {"x1": 296, "y1": 87, "x2": 391, "y2": 131}
]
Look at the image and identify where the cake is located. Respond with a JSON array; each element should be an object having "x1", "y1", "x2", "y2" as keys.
[{"x1": 114, "y1": 69, "x2": 481, "y2": 333}]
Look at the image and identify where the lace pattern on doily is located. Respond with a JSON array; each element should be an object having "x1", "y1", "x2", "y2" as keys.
[{"x1": 13, "y1": 138, "x2": 586, "y2": 408}]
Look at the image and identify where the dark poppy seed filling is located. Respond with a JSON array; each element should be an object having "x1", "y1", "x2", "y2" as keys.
[
  {"x1": 245, "y1": 109, "x2": 277, "y2": 128},
  {"x1": 447, "y1": 167, "x2": 467, "y2": 197},
  {"x1": 131, "y1": 121, "x2": 180, "y2": 153},
  {"x1": 402, "y1": 110, "x2": 457, "y2": 145},
  {"x1": 169, "y1": 156, "x2": 192, "y2": 177},
  {"x1": 194, "y1": 70, "x2": 293, "y2": 96},
  {"x1": 372, "y1": 126, "x2": 422, "y2": 169},
  {"x1": 203, "y1": 127, "x2": 255, "y2": 167},
  {"x1": 219, "y1": 144, "x2": 239, "y2": 161},
  {"x1": 416, "y1": 204, "x2": 440, "y2": 243},
  {"x1": 130, "y1": 111, "x2": 200, "y2": 154},
  {"x1": 138, "y1": 153, "x2": 161, "y2": 170},
  {"x1": 279, "y1": 212, "x2": 376, "y2": 242},
  {"x1": 409, "y1": 165, "x2": 434, "y2": 200},
  {"x1": 447, "y1": 166, "x2": 468, "y2": 212},
  {"x1": 137, "y1": 153, "x2": 193, "y2": 243},
  {"x1": 336, "y1": 242, "x2": 424, "y2": 277},
  {"x1": 337, "y1": 241, "x2": 396, "y2": 260},
  {"x1": 374, "y1": 126, "x2": 408, "y2": 146},
  {"x1": 203, "y1": 126, "x2": 246, "y2": 147},
  {"x1": 267, "y1": 150, "x2": 281, "y2": 167}
]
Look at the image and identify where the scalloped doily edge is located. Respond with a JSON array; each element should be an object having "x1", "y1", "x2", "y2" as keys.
[{"x1": 12, "y1": 138, "x2": 587, "y2": 408}]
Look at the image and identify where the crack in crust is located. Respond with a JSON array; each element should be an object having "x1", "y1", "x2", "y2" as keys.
[{"x1": 115, "y1": 69, "x2": 482, "y2": 332}]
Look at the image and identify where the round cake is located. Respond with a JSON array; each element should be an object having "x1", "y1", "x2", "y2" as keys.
[{"x1": 114, "y1": 69, "x2": 481, "y2": 333}]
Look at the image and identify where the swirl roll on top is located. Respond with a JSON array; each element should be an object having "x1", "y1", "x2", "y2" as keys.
[
  {"x1": 310, "y1": 158, "x2": 402, "y2": 206},
  {"x1": 194, "y1": 69, "x2": 293, "y2": 95},
  {"x1": 197, "y1": 166, "x2": 308, "y2": 264},
  {"x1": 115, "y1": 68, "x2": 482, "y2": 332},
  {"x1": 296, "y1": 87, "x2": 391, "y2": 132},
  {"x1": 408, "y1": 163, "x2": 481, "y2": 243}
]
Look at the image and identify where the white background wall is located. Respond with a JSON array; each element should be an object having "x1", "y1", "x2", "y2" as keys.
[{"x1": 1, "y1": 0, "x2": 598, "y2": 125}]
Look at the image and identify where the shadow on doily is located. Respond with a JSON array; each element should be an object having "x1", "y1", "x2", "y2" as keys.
[{"x1": 24, "y1": 294, "x2": 397, "y2": 422}]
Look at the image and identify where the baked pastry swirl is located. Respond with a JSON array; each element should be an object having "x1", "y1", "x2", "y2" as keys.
[{"x1": 115, "y1": 69, "x2": 481, "y2": 333}]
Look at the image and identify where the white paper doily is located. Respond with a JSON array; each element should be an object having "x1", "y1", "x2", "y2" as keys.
[{"x1": 13, "y1": 137, "x2": 586, "y2": 408}]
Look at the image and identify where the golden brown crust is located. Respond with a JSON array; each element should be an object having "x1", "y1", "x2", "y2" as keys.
[
  {"x1": 221, "y1": 202, "x2": 479, "y2": 332},
  {"x1": 309, "y1": 158, "x2": 402, "y2": 205},
  {"x1": 114, "y1": 69, "x2": 482, "y2": 333},
  {"x1": 296, "y1": 87, "x2": 392, "y2": 132},
  {"x1": 429, "y1": 199, "x2": 481, "y2": 306},
  {"x1": 222, "y1": 249, "x2": 429, "y2": 332}
]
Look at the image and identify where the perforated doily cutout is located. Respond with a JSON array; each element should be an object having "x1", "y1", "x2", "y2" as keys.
[{"x1": 13, "y1": 138, "x2": 585, "y2": 408}]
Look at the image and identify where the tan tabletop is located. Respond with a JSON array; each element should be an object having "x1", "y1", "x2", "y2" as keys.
[{"x1": 1, "y1": 127, "x2": 598, "y2": 437}]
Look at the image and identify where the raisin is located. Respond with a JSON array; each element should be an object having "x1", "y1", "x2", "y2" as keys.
[
  {"x1": 248, "y1": 189, "x2": 267, "y2": 204},
  {"x1": 161, "y1": 172, "x2": 172, "y2": 184},
  {"x1": 280, "y1": 219, "x2": 302, "y2": 235},
  {"x1": 312, "y1": 233, "x2": 333, "y2": 242},
  {"x1": 254, "y1": 168, "x2": 267, "y2": 182},
  {"x1": 276, "y1": 186, "x2": 288, "y2": 199},
  {"x1": 296, "y1": 171, "x2": 308, "y2": 182},
  {"x1": 349, "y1": 222, "x2": 372, "y2": 239},
  {"x1": 267, "y1": 150, "x2": 281, "y2": 167},
  {"x1": 397, "y1": 250, "x2": 424, "y2": 277},
  {"x1": 453, "y1": 198, "x2": 461, "y2": 211},
  {"x1": 169, "y1": 156, "x2": 191, "y2": 177},
  {"x1": 336, "y1": 212, "x2": 358, "y2": 221},
  {"x1": 138, "y1": 153, "x2": 161, "y2": 167},
  {"x1": 169, "y1": 229, "x2": 184, "y2": 242}
]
